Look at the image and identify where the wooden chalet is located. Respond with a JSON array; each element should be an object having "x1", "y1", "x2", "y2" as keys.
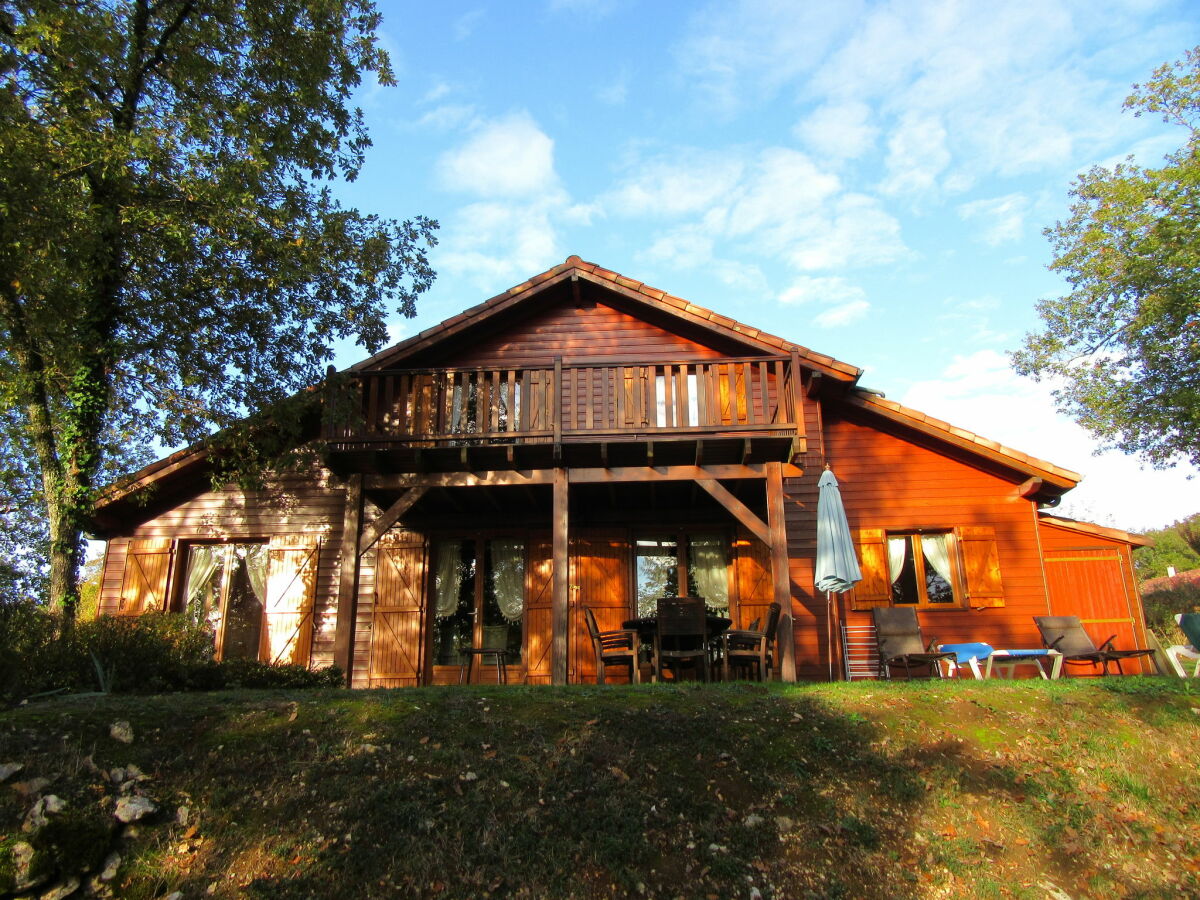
[{"x1": 90, "y1": 256, "x2": 1155, "y2": 684}]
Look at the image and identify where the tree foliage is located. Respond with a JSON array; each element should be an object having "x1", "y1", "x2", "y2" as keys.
[
  {"x1": 1013, "y1": 47, "x2": 1200, "y2": 468},
  {"x1": 1133, "y1": 514, "x2": 1200, "y2": 580},
  {"x1": 0, "y1": 0, "x2": 437, "y2": 612}
]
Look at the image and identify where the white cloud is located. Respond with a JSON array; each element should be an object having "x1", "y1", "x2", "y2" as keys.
[
  {"x1": 436, "y1": 112, "x2": 560, "y2": 198},
  {"x1": 681, "y1": 0, "x2": 1178, "y2": 190},
  {"x1": 779, "y1": 276, "x2": 869, "y2": 328},
  {"x1": 453, "y1": 9, "x2": 486, "y2": 41},
  {"x1": 434, "y1": 112, "x2": 573, "y2": 288},
  {"x1": 675, "y1": 0, "x2": 865, "y2": 113},
  {"x1": 596, "y1": 69, "x2": 630, "y2": 106},
  {"x1": 957, "y1": 193, "x2": 1030, "y2": 246},
  {"x1": 607, "y1": 151, "x2": 745, "y2": 217},
  {"x1": 899, "y1": 349, "x2": 1200, "y2": 531},
  {"x1": 416, "y1": 104, "x2": 478, "y2": 131},
  {"x1": 779, "y1": 276, "x2": 864, "y2": 306},
  {"x1": 613, "y1": 147, "x2": 907, "y2": 273},
  {"x1": 880, "y1": 112, "x2": 950, "y2": 198},
  {"x1": 436, "y1": 199, "x2": 564, "y2": 288},
  {"x1": 794, "y1": 101, "x2": 878, "y2": 160},
  {"x1": 814, "y1": 300, "x2": 870, "y2": 328}
]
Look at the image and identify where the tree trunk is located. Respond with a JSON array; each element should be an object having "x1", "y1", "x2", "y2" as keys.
[{"x1": 46, "y1": 486, "x2": 83, "y2": 619}]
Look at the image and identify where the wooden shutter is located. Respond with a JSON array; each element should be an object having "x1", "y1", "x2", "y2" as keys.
[
  {"x1": 369, "y1": 535, "x2": 426, "y2": 688},
  {"x1": 261, "y1": 534, "x2": 320, "y2": 665},
  {"x1": 524, "y1": 538, "x2": 554, "y2": 685},
  {"x1": 956, "y1": 526, "x2": 1005, "y2": 608},
  {"x1": 848, "y1": 529, "x2": 891, "y2": 611},
  {"x1": 118, "y1": 539, "x2": 174, "y2": 614}
]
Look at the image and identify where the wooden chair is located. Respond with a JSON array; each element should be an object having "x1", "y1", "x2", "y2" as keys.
[
  {"x1": 653, "y1": 596, "x2": 709, "y2": 682},
  {"x1": 719, "y1": 602, "x2": 781, "y2": 681},
  {"x1": 583, "y1": 607, "x2": 641, "y2": 684},
  {"x1": 1033, "y1": 615, "x2": 1156, "y2": 676},
  {"x1": 871, "y1": 607, "x2": 955, "y2": 679}
]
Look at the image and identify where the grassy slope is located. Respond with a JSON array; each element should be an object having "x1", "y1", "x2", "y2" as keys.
[{"x1": 1, "y1": 680, "x2": 1198, "y2": 899}]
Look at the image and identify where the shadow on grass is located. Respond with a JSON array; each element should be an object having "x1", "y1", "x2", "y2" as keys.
[{"x1": 1, "y1": 684, "x2": 1194, "y2": 899}]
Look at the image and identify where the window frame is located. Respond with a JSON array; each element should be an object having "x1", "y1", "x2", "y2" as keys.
[
  {"x1": 428, "y1": 534, "x2": 528, "y2": 669},
  {"x1": 631, "y1": 528, "x2": 733, "y2": 617},
  {"x1": 175, "y1": 539, "x2": 270, "y2": 660},
  {"x1": 886, "y1": 531, "x2": 964, "y2": 610}
]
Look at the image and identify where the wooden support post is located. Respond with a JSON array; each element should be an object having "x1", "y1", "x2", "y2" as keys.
[
  {"x1": 333, "y1": 474, "x2": 364, "y2": 683},
  {"x1": 695, "y1": 479, "x2": 771, "y2": 546},
  {"x1": 553, "y1": 356, "x2": 563, "y2": 450},
  {"x1": 552, "y1": 467, "x2": 569, "y2": 685},
  {"x1": 765, "y1": 461, "x2": 796, "y2": 682}
]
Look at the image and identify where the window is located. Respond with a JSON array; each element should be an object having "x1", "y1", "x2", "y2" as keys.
[
  {"x1": 850, "y1": 526, "x2": 1006, "y2": 611},
  {"x1": 182, "y1": 543, "x2": 268, "y2": 660},
  {"x1": 887, "y1": 533, "x2": 956, "y2": 607},
  {"x1": 634, "y1": 532, "x2": 730, "y2": 617},
  {"x1": 431, "y1": 538, "x2": 526, "y2": 666}
]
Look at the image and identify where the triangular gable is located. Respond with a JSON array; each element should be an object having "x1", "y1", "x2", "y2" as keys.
[{"x1": 352, "y1": 256, "x2": 863, "y2": 381}]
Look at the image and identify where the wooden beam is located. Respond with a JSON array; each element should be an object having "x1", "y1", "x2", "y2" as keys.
[
  {"x1": 357, "y1": 486, "x2": 428, "y2": 556},
  {"x1": 805, "y1": 371, "x2": 823, "y2": 400},
  {"x1": 1018, "y1": 476, "x2": 1044, "y2": 499},
  {"x1": 765, "y1": 462, "x2": 797, "y2": 683},
  {"x1": 695, "y1": 479, "x2": 770, "y2": 546},
  {"x1": 552, "y1": 467, "x2": 569, "y2": 686},
  {"x1": 364, "y1": 462, "x2": 803, "y2": 490},
  {"x1": 332, "y1": 474, "x2": 363, "y2": 682},
  {"x1": 568, "y1": 463, "x2": 803, "y2": 484}
]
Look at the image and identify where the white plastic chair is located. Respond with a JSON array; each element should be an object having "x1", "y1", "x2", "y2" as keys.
[{"x1": 1164, "y1": 614, "x2": 1200, "y2": 678}]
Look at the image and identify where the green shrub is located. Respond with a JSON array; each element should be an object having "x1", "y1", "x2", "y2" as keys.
[
  {"x1": 1141, "y1": 583, "x2": 1200, "y2": 645},
  {"x1": 0, "y1": 602, "x2": 342, "y2": 702},
  {"x1": 218, "y1": 658, "x2": 344, "y2": 688}
]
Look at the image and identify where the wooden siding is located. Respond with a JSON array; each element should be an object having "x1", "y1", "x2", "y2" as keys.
[
  {"x1": 442, "y1": 301, "x2": 731, "y2": 368},
  {"x1": 818, "y1": 403, "x2": 1052, "y2": 665},
  {"x1": 1038, "y1": 520, "x2": 1153, "y2": 674},
  {"x1": 98, "y1": 467, "x2": 347, "y2": 669}
]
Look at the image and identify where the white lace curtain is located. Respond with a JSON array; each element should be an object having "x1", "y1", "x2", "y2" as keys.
[
  {"x1": 689, "y1": 534, "x2": 729, "y2": 611},
  {"x1": 434, "y1": 541, "x2": 462, "y2": 618},
  {"x1": 920, "y1": 534, "x2": 952, "y2": 584},
  {"x1": 490, "y1": 539, "x2": 525, "y2": 622},
  {"x1": 243, "y1": 545, "x2": 269, "y2": 602},
  {"x1": 185, "y1": 546, "x2": 223, "y2": 625},
  {"x1": 887, "y1": 534, "x2": 952, "y2": 585}
]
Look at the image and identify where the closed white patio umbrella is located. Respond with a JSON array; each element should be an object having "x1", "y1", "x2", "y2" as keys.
[{"x1": 815, "y1": 466, "x2": 862, "y2": 679}]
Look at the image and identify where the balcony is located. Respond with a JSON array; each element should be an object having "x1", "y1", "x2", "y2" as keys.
[{"x1": 323, "y1": 356, "x2": 805, "y2": 474}]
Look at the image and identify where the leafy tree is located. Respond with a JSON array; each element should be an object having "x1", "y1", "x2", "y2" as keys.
[
  {"x1": 1133, "y1": 516, "x2": 1200, "y2": 580},
  {"x1": 0, "y1": 0, "x2": 437, "y2": 616},
  {"x1": 1013, "y1": 47, "x2": 1200, "y2": 468}
]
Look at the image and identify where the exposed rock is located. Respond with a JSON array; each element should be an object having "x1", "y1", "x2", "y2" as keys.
[
  {"x1": 0, "y1": 761, "x2": 23, "y2": 782},
  {"x1": 109, "y1": 721, "x2": 133, "y2": 744},
  {"x1": 176, "y1": 805, "x2": 190, "y2": 826},
  {"x1": 23, "y1": 794, "x2": 66, "y2": 831},
  {"x1": 12, "y1": 777, "x2": 51, "y2": 798},
  {"x1": 743, "y1": 814, "x2": 764, "y2": 828},
  {"x1": 39, "y1": 876, "x2": 80, "y2": 900},
  {"x1": 99, "y1": 853, "x2": 121, "y2": 882},
  {"x1": 10, "y1": 841, "x2": 36, "y2": 890},
  {"x1": 114, "y1": 795, "x2": 156, "y2": 824}
]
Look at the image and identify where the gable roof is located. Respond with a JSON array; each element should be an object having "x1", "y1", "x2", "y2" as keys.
[
  {"x1": 1039, "y1": 513, "x2": 1151, "y2": 547},
  {"x1": 94, "y1": 254, "x2": 1085, "y2": 524},
  {"x1": 353, "y1": 256, "x2": 863, "y2": 381}
]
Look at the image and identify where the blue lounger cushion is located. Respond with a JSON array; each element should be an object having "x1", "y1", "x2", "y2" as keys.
[
  {"x1": 994, "y1": 649, "x2": 1050, "y2": 658},
  {"x1": 938, "y1": 643, "x2": 994, "y2": 665}
]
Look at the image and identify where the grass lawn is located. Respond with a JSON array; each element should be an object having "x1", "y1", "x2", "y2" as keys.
[{"x1": 1, "y1": 678, "x2": 1198, "y2": 899}]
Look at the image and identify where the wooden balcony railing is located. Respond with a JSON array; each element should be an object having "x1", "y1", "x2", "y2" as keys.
[{"x1": 324, "y1": 356, "x2": 802, "y2": 447}]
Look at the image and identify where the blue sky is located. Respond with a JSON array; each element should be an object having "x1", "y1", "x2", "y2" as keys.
[{"x1": 330, "y1": 0, "x2": 1200, "y2": 532}]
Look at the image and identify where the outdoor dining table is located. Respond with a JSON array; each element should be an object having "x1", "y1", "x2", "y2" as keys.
[
  {"x1": 622, "y1": 613, "x2": 733, "y2": 682},
  {"x1": 621, "y1": 614, "x2": 733, "y2": 641}
]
